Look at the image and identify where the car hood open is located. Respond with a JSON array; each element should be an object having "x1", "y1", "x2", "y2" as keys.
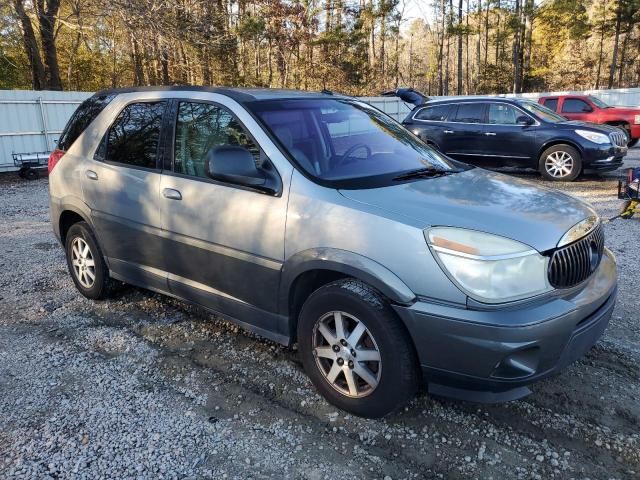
[{"x1": 339, "y1": 169, "x2": 597, "y2": 252}]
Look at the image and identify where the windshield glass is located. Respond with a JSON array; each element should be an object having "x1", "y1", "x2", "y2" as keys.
[
  {"x1": 588, "y1": 95, "x2": 610, "y2": 108},
  {"x1": 519, "y1": 101, "x2": 567, "y2": 123},
  {"x1": 249, "y1": 98, "x2": 462, "y2": 185}
]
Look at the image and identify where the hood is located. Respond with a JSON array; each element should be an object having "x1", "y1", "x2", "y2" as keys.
[
  {"x1": 602, "y1": 105, "x2": 640, "y2": 114},
  {"x1": 339, "y1": 169, "x2": 597, "y2": 252},
  {"x1": 557, "y1": 120, "x2": 623, "y2": 134}
]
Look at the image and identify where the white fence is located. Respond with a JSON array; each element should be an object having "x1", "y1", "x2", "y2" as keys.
[
  {"x1": 0, "y1": 90, "x2": 91, "y2": 172},
  {"x1": 3, "y1": 87, "x2": 640, "y2": 173}
]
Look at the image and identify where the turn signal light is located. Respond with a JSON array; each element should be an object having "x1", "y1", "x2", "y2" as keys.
[{"x1": 48, "y1": 149, "x2": 65, "y2": 173}]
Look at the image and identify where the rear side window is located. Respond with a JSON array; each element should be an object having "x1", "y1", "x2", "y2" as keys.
[
  {"x1": 414, "y1": 104, "x2": 451, "y2": 121},
  {"x1": 105, "y1": 102, "x2": 166, "y2": 169},
  {"x1": 57, "y1": 94, "x2": 114, "y2": 151},
  {"x1": 562, "y1": 98, "x2": 592, "y2": 113},
  {"x1": 542, "y1": 98, "x2": 558, "y2": 111},
  {"x1": 452, "y1": 103, "x2": 486, "y2": 123}
]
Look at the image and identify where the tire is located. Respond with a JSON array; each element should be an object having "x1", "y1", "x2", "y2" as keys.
[
  {"x1": 298, "y1": 279, "x2": 419, "y2": 418},
  {"x1": 539, "y1": 144, "x2": 582, "y2": 181},
  {"x1": 65, "y1": 221, "x2": 114, "y2": 300},
  {"x1": 25, "y1": 169, "x2": 39, "y2": 180},
  {"x1": 628, "y1": 138, "x2": 638, "y2": 148}
]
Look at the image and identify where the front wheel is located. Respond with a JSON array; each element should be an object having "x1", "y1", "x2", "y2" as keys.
[
  {"x1": 539, "y1": 145, "x2": 582, "y2": 181},
  {"x1": 628, "y1": 138, "x2": 638, "y2": 148},
  {"x1": 298, "y1": 279, "x2": 419, "y2": 418}
]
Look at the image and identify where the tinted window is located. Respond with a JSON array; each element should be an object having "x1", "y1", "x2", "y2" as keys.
[
  {"x1": 452, "y1": 103, "x2": 486, "y2": 123},
  {"x1": 588, "y1": 96, "x2": 609, "y2": 108},
  {"x1": 250, "y1": 99, "x2": 460, "y2": 186},
  {"x1": 58, "y1": 94, "x2": 115, "y2": 151},
  {"x1": 488, "y1": 103, "x2": 520, "y2": 125},
  {"x1": 174, "y1": 102, "x2": 261, "y2": 178},
  {"x1": 414, "y1": 104, "x2": 451, "y2": 121},
  {"x1": 105, "y1": 102, "x2": 166, "y2": 168},
  {"x1": 562, "y1": 99, "x2": 592, "y2": 113},
  {"x1": 543, "y1": 98, "x2": 558, "y2": 111}
]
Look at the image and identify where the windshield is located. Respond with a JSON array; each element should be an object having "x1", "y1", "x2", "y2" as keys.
[
  {"x1": 588, "y1": 95, "x2": 610, "y2": 108},
  {"x1": 519, "y1": 101, "x2": 567, "y2": 123},
  {"x1": 249, "y1": 98, "x2": 463, "y2": 186}
]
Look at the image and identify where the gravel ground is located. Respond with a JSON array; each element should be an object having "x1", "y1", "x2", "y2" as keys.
[{"x1": 0, "y1": 154, "x2": 639, "y2": 480}]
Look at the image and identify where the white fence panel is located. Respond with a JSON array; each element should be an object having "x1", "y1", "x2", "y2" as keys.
[{"x1": 0, "y1": 90, "x2": 91, "y2": 172}]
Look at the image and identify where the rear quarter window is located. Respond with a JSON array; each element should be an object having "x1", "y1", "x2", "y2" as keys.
[
  {"x1": 542, "y1": 98, "x2": 558, "y2": 112},
  {"x1": 414, "y1": 104, "x2": 451, "y2": 121},
  {"x1": 57, "y1": 94, "x2": 115, "y2": 151}
]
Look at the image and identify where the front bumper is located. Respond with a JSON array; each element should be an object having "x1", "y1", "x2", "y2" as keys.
[
  {"x1": 393, "y1": 248, "x2": 617, "y2": 403},
  {"x1": 583, "y1": 144, "x2": 626, "y2": 171}
]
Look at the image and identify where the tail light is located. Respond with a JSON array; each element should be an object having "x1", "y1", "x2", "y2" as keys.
[{"x1": 48, "y1": 149, "x2": 65, "y2": 173}]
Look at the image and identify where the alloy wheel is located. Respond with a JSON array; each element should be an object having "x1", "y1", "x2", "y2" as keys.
[
  {"x1": 312, "y1": 311, "x2": 382, "y2": 398},
  {"x1": 71, "y1": 237, "x2": 96, "y2": 288},
  {"x1": 544, "y1": 151, "x2": 574, "y2": 179}
]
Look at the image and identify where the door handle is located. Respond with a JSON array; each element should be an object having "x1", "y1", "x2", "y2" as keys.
[
  {"x1": 443, "y1": 130, "x2": 454, "y2": 134},
  {"x1": 485, "y1": 132, "x2": 496, "y2": 136},
  {"x1": 162, "y1": 188, "x2": 182, "y2": 200},
  {"x1": 85, "y1": 170, "x2": 98, "y2": 180}
]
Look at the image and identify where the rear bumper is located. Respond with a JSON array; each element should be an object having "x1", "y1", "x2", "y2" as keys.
[{"x1": 393, "y1": 249, "x2": 617, "y2": 403}]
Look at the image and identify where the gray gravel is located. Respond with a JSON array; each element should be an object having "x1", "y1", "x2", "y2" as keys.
[{"x1": 0, "y1": 154, "x2": 639, "y2": 479}]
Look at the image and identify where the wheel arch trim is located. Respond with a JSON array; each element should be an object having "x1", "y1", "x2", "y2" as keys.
[
  {"x1": 537, "y1": 139, "x2": 584, "y2": 160},
  {"x1": 279, "y1": 248, "x2": 416, "y2": 315}
]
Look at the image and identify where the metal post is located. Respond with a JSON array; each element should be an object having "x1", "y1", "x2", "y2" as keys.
[{"x1": 37, "y1": 96, "x2": 50, "y2": 151}]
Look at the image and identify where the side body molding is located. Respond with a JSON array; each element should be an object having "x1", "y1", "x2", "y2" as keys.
[{"x1": 279, "y1": 248, "x2": 417, "y2": 315}]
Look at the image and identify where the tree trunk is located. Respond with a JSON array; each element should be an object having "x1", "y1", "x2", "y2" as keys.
[
  {"x1": 13, "y1": 0, "x2": 46, "y2": 90},
  {"x1": 595, "y1": 0, "x2": 607, "y2": 89},
  {"x1": 37, "y1": 0, "x2": 63, "y2": 90},
  {"x1": 456, "y1": 0, "x2": 463, "y2": 95},
  {"x1": 437, "y1": 0, "x2": 446, "y2": 95},
  {"x1": 618, "y1": 30, "x2": 629, "y2": 87},
  {"x1": 608, "y1": 0, "x2": 622, "y2": 89}
]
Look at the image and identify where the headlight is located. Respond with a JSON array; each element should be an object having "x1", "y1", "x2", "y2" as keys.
[
  {"x1": 634, "y1": 115, "x2": 640, "y2": 125},
  {"x1": 426, "y1": 227, "x2": 552, "y2": 303},
  {"x1": 575, "y1": 129, "x2": 610, "y2": 145}
]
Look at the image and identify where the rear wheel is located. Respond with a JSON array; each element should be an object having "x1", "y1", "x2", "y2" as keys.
[
  {"x1": 25, "y1": 169, "x2": 39, "y2": 180},
  {"x1": 298, "y1": 279, "x2": 419, "y2": 418},
  {"x1": 65, "y1": 222, "x2": 114, "y2": 299},
  {"x1": 539, "y1": 145, "x2": 582, "y2": 181}
]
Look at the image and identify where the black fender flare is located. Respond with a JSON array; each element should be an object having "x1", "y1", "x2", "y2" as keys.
[{"x1": 278, "y1": 248, "x2": 416, "y2": 315}]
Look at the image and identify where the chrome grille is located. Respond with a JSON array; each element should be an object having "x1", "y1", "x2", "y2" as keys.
[
  {"x1": 610, "y1": 130, "x2": 627, "y2": 147},
  {"x1": 548, "y1": 223, "x2": 605, "y2": 288}
]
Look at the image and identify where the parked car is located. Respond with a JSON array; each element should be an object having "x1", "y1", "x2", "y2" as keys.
[
  {"x1": 49, "y1": 87, "x2": 617, "y2": 417},
  {"x1": 400, "y1": 96, "x2": 627, "y2": 181},
  {"x1": 539, "y1": 94, "x2": 640, "y2": 147}
]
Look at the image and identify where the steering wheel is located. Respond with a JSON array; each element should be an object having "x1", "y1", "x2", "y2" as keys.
[{"x1": 337, "y1": 143, "x2": 372, "y2": 166}]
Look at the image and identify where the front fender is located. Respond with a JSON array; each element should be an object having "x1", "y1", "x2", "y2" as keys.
[{"x1": 279, "y1": 248, "x2": 416, "y2": 314}]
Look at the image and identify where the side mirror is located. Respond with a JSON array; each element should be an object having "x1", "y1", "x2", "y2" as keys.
[
  {"x1": 582, "y1": 106, "x2": 593, "y2": 113},
  {"x1": 516, "y1": 115, "x2": 534, "y2": 126},
  {"x1": 206, "y1": 145, "x2": 266, "y2": 187}
]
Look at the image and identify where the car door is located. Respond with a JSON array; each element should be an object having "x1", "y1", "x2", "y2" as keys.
[
  {"x1": 403, "y1": 103, "x2": 454, "y2": 151},
  {"x1": 482, "y1": 102, "x2": 538, "y2": 166},
  {"x1": 442, "y1": 102, "x2": 488, "y2": 161},
  {"x1": 159, "y1": 98, "x2": 291, "y2": 334},
  {"x1": 560, "y1": 97, "x2": 593, "y2": 121},
  {"x1": 82, "y1": 100, "x2": 168, "y2": 292}
]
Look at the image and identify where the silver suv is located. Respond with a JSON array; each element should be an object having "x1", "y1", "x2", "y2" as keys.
[{"x1": 49, "y1": 87, "x2": 617, "y2": 417}]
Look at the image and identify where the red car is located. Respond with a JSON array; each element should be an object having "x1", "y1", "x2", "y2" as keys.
[{"x1": 538, "y1": 94, "x2": 640, "y2": 147}]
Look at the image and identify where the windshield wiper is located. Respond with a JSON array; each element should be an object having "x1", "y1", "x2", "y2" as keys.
[{"x1": 392, "y1": 167, "x2": 462, "y2": 181}]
